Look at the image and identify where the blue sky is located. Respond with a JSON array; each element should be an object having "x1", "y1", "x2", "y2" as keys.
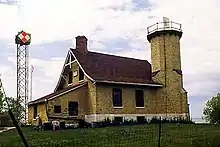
[{"x1": 0, "y1": 0, "x2": 220, "y2": 119}]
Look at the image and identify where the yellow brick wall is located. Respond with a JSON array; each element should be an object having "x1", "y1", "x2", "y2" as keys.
[
  {"x1": 87, "y1": 80, "x2": 97, "y2": 114},
  {"x1": 47, "y1": 84, "x2": 88, "y2": 121},
  {"x1": 64, "y1": 58, "x2": 96, "y2": 115},
  {"x1": 28, "y1": 106, "x2": 33, "y2": 124},
  {"x1": 150, "y1": 32, "x2": 189, "y2": 118},
  {"x1": 96, "y1": 84, "x2": 157, "y2": 114},
  {"x1": 28, "y1": 84, "x2": 88, "y2": 124},
  {"x1": 28, "y1": 103, "x2": 47, "y2": 125}
]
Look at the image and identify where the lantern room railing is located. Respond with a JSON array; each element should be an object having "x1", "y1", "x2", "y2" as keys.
[{"x1": 147, "y1": 21, "x2": 182, "y2": 35}]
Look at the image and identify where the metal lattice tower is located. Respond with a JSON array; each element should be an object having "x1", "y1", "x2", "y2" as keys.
[
  {"x1": 1, "y1": 0, "x2": 31, "y2": 124},
  {"x1": 15, "y1": 31, "x2": 31, "y2": 122}
]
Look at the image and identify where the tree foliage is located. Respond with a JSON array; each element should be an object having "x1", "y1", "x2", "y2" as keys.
[
  {"x1": 203, "y1": 93, "x2": 220, "y2": 124},
  {"x1": 0, "y1": 78, "x2": 6, "y2": 113},
  {"x1": 6, "y1": 97, "x2": 25, "y2": 121},
  {"x1": 0, "y1": 86, "x2": 3, "y2": 113},
  {"x1": 0, "y1": 76, "x2": 25, "y2": 121}
]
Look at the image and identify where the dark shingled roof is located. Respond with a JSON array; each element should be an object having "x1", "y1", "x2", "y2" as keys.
[{"x1": 71, "y1": 49, "x2": 158, "y2": 85}]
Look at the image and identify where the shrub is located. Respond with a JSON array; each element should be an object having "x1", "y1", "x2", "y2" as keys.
[
  {"x1": 78, "y1": 119, "x2": 86, "y2": 128},
  {"x1": 123, "y1": 119, "x2": 136, "y2": 125},
  {"x1": 150, "y1": 117, "x2": 161, "y2": 124},
  {"x1": 43, "y1": 122, "x2": 52, "y2": 130},
  {"x1": 60, "y1": 121, "x2": 65, "y2": 129}
]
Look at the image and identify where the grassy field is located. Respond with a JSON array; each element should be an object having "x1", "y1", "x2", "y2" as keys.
[{"x1": 0, "y1": 124, "x2": 220, "y2": 147}]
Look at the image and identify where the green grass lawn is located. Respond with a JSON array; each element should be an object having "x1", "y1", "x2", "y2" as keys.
[{"x1": 0, "y1": 124, "x2": 220, "y2": 147}]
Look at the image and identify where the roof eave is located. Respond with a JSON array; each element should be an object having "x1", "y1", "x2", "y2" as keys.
[
  {"x1": 28, "y1": 82, "x2": 88, "y2": 106},
  {"x1": 95, "y1": 80, "x2": 163, "y2": 87}
]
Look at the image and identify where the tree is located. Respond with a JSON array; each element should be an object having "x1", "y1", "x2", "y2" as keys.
[
  {"x1": 0, "y1": 77, "x2": 6, "y2": 113},
  {"x1": 0, "y1": 76, "x2": 25, "y2": 121},
  {"x1": 203, "y1": 93, "x2": 220, "y2": 124},
  {"x1": 6, "y1": 97, "x2": 25, "y2": 121},
  {"x1": 0, "y1": 85, "x2": 4, "y2": 113}
]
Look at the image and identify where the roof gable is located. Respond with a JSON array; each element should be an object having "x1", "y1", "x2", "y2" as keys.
[{"x1": 54, "y1": 49, "x2": 94, "y2": 92}]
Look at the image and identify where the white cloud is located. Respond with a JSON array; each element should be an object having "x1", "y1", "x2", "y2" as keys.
[
  {"x1": 1, "y1": 0, "x2": 220, "y2": 119},
  {"x1": 0, "y1": 4, "x2": 18, "y2": 39},
  {"x1": 4, "y1": 56, "x2": 64, "y2": 100}
]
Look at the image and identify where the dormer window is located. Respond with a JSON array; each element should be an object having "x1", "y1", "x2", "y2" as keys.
[
  {"x1": 68, "y1": 71, "x2": 73, "y2": 84},
  {"x1": 79, "y1": 68, "x2": 84, "y2": 81}
]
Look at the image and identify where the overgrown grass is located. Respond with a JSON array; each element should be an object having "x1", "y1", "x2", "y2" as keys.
[{"x1": 0, "y1": 124, "x2": 220, "y2": 147}]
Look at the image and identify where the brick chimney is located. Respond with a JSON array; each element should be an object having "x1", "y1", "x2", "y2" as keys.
[{"x1": 75, "y1": 36, "x2": 88, "y2": 55}]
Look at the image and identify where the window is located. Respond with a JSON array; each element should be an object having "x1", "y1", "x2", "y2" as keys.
[
  {"x1": 33, "y1": 105, "x2": 37, "y2": 118},
  {"x1": 68, "y1": 102, "x2": 78, "y2": 116},
  {"x1": 137, "y1": 116, "x2": 145, "y2": 123},
  {"x1": 114, "y1": 117, "x2": 123, "y2": 123},
  {"x1": 135, "y1": 90, "x2": 144, "y2": 107},
  {"x1": 112, "y1": 88, "x2": 122, "y2": 107},
  {"x1": 68, "y1": 71, "x2": 73, "y2": 84},
  {"x1": 73, "y1": 71, "x2": 78, "y2": 77},
  {"x1": 54, "y1": 105, "x2": 61, "y2": 113},
  {"x1": 79, "y1": 68, "x2": 84, "y2": 81}
]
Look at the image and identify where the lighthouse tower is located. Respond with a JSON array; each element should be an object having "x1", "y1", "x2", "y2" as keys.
[{"x1": 147, "y1": 17, "x2": 190, "y2": 119}]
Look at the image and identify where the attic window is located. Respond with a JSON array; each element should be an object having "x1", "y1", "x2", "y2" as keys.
[
  {"x1": 79, "y1": 68, "x2": 84, "y2": 81},
  {"x1": 68, "y1": 71, "x2": 73, "y2": 84}
]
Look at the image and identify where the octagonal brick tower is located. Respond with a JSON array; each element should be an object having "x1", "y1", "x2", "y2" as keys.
[{"x1": 147, "y1": 17, "x2": 190, "y2": 120}]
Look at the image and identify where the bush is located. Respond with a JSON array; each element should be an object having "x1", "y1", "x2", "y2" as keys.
[
  {"x1": 148, "y1": 117, "x2": 194, "y2": 124},
  {"x1": 43, "y1": 122, "x2": 52, "y2": 130},
  {"x1": 85, "y1": 116, "x2": 195, "y2": 128},
  {"x1": 150, "y1": 117, "x2": 161, "y2": 124},
  {"x1": 78, "y1": 119, "x2": 86, "y2": 128},
  {"x1": 123, "y1": 119, "x2": 136, "y2": 125},
  {"x1": 60, "y1": 121, "x2": 65, "y2": 129}
]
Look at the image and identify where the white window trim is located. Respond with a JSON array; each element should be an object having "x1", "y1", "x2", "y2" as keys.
[
  {"x1": 79, "y1": 80, "x2": 84, "y2": 83},
  {"x1": 136, "y1": 107, "x2": 145, "y2": 109},
  {"x1": 53, "y1": 113, "x2": 62, "y2": 115},
  {"x1": 69, "y1": 116, "x2": 79, "y2": 118},
  {"x1": 113, "y1": 106, "x2": 123, "y2": 109}
]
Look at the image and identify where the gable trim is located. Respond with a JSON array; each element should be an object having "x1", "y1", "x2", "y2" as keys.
[
  {"x1": 29, "y1": 82, "x2": 88, "y2": 105},
  {"x1": 65, "y1": 60, "x2": 77, "y2": 67},
  {"x1": 69, "y1": 49, "x2": 94, "y2": 82},
  {"x1": 48, "y1": 82, "x2": 87, "y2": 101},
  {"x1": 54, "y1": 50, "x2": 73, "y2": 92}
]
